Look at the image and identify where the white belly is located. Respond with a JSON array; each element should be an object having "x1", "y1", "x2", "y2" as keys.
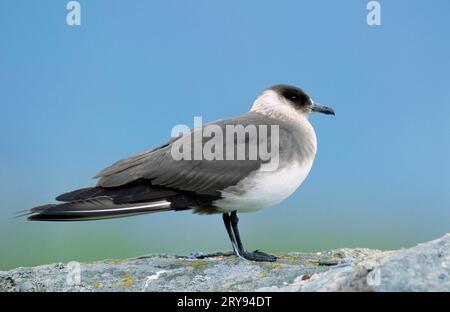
[{"x1": 213, "y1": 159, "x2": 314, "y2": 213}]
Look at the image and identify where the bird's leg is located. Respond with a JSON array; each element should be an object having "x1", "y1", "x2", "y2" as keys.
[
  {"x1": 222, "y1": 213, "x2": 242, "y2": 257},
  {"x1": 223, "y1": 211, "x2": 277, "y2": 262},
  {"x1": 230, "y1": 211, "x2": 277, "y2": 262}
]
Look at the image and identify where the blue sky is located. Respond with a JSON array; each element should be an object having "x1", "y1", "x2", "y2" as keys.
[{"x1": 0, "y1": 0, "x2": 449, "y2": 269}]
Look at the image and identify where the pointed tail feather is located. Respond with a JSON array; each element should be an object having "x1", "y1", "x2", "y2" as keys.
[{"x1": 27, "y1": 196, "x2": 172, "y2": 221}]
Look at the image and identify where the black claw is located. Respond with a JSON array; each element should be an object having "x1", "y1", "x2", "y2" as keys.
[{"x1": 242, "y1": 250, "x2": 277, "y2": 262}]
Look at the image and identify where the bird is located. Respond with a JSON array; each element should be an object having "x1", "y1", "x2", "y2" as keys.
[{"x1": 25, "y1": 84, "x2": 334, "y2": 262}]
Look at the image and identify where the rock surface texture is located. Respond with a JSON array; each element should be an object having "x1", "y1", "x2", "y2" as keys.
[{"x1": 1, "y1": 233, "x2": 449, "y2": 292}]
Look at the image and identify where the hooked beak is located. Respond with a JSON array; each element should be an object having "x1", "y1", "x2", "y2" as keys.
[{"x1": 312, "y1": 103, "x2": 335, "y2": 115}]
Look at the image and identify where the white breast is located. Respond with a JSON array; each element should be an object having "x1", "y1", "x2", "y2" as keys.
[{"x1": 213, "y1": 158, "x2": 315, "y2": 213}]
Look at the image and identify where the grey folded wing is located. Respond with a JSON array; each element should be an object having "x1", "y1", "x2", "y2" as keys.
[{"x1": 94, "y1": 112, "x2": 296, "y2": 196}]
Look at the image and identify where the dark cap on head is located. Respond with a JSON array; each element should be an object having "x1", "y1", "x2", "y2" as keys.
[
  {"x1": 269, "y1": 84, "x2": 311, "y2": 111},
  {"x1": 269, "y1": 84, "x2": 335, "y2": 116}
]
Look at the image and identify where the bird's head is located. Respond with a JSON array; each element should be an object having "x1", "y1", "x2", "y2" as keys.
[{"x1": 251, "y1": 84, "x2": 335, "y2": 121}]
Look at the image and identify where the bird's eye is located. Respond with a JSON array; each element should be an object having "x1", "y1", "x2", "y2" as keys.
[
  {"x1": 284, "y1": 92, "x2": 299, "y2": 102},
  {"x1": 285, "y1": 92, "x2": 304, "y2": 104},
  {"x1": 280, "y1": 88, "x2": 308, "y2": 108}
]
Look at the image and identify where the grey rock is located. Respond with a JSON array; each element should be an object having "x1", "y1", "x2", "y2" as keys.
[{"x1": 1, "y1": 233, "x2": 449, "y2": 292}]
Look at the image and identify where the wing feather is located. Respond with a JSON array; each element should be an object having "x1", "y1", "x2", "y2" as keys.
[{"x1": 95, "y1": 112, "x2": 295, "y2": 195}]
